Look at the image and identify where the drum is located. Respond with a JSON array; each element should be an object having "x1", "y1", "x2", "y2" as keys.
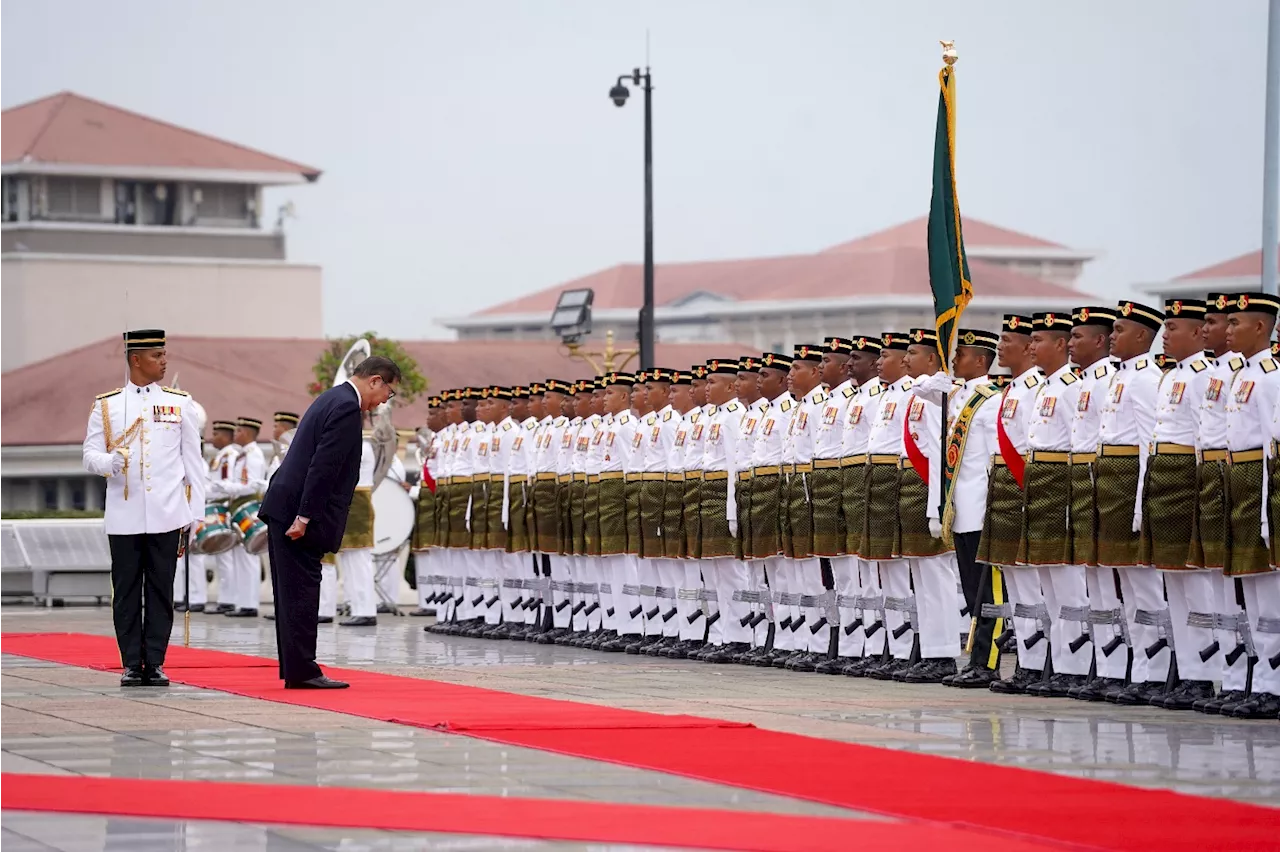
[
  {"x1": 230, "y1": 498, "x2": 269, "y2": 555},
  {"x1": 372, "y1": 481, "x2": 415, "y2": 555},
  {"x1": 194, "y1": 501, "x2": 237, "y2": 555}
]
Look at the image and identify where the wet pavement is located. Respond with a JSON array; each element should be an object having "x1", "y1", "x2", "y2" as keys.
[{"x1": 3, "y1": 605, "x2": 1278, "y2": 850}]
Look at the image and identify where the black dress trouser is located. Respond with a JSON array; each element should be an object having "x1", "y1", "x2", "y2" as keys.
[
  {"x1": 954, "y1": 530, "x2": 1000, "y2": 671},
  {"x1": 108, "y1": 530, "x2": 181, "y2": 670},
  {"x1": 266, "y1": 519, "x2": 324, "y2": 683}
]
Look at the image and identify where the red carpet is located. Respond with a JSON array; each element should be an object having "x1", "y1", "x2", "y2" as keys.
[
  {"x1": 5, "y1": 632, "x2": 1278, "y2": 852},
  {"x1": 0, "y1": 773, "x2": 1058, "y2": 852}
]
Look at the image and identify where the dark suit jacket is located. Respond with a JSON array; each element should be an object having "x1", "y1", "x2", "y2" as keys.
[{"x1": 261, "y1": 383, "x2": 362, "y2": 555}]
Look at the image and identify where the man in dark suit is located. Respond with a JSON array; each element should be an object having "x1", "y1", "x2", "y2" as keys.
[{"x1": 261, "y1": 356, "x2": 401, "y2": 688}]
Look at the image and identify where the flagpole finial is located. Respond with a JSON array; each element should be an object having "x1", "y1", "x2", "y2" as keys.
[{"x1": 940, "y1": 40, "x2": 958, "y2": 66}]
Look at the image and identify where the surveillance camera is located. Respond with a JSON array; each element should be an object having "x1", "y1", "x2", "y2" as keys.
[{"x1": 609, "y1": 84, "x2": 630, "y2": 107}]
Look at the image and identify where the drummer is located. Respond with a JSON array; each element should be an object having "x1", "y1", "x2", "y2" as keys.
[
  {"x1": 218, "y1": 416, "x2": 267, "y2": 617},
  {"x1": 207, "y1": 421, "x2": 240, "y2": 613}
]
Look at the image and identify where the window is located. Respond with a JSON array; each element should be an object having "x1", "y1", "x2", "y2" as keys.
[
  {"x1": 70, "y1": 480, "x2": 87, "y2": 511},
  {"x1": 44, "y1": 177, "x2": 103, "y2": 219},
  {"x1": 40, "y1": 479, "x2": 59, "y2": 511},
  {"x1": 193, "y1": 183, "x2": 251, "y2": 222}
]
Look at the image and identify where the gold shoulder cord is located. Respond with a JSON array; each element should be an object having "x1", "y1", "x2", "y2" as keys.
[{"x1": 100, "y1": 397, "x2": 145, "y2": 499}]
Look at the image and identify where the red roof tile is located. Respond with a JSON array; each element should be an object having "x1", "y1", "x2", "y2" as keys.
[
  {"x1": 1175, "y1": 247, "x2": 1279, "y2": 281},
  {"x1": 821, "y1": 216, "x2": 1064, "y2": 253},
  {"x1": 1, "y1": 336, "x2": 751, "y2": 446},
  {"x1": 475, "y1": 246, "x2": 1085, "y2": 316},
  {"x1": 2, "y1": 92, "x2": 320, "y2": 179}
]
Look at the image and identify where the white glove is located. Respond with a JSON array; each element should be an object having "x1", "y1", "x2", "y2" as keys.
[
  {"x1": 1266, "y1": 531, "x2": 1271, "y2": 549},
  {"x1": 110, "y1": 450, "x2": 127, "y2": 475},
  {"x1": 188, "y1": 518, "x2": 202, "y2": 535},
  {"x1": 728, "y1": 519, "x2": 739, "y2": 537},
  {"x1": 929, "y1": 518, "x2": 943, "y2": 540}
]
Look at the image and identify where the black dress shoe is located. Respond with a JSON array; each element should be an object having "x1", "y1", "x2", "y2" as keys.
[
  {"x1": 188, "y1": 603, "x2": 205, "y2": 613},
  {"x1": 1228, "y1": 692, "x2": 1280, "y2": 719},
  {"x1": 317, "y1": 616, "x2": 334, "y2": 624},
  {"x1": 815, "y1": 656, "x2": 851, "y2": 675},
  {"x1": 1193, "y1": 689, "x2": 1242, "y2": 714},
  {"x1": 212, "y1": 603, "x2": 236, "y2": 614},
  {"x1": 285, "y1": 676, "x2": 350, "y2": 689},
  {"x1": 144, "y1": 666, "x2": 170, "y2": 687},
  {"x1": 867, "y1": 658, "x2": 910, "y2": 681},
  {"x1": 409, "y1": 608, "x2": 436, "y2": 617},
  {"x1": 1066, "y1": 677, "x2": 1118, "y2": 701},
  {"x1": 840, "y1": 658, "x2": 874, "y2": 677},
  {"x1": 947, "y1": 666, "x2": 1000, "y2": 689},
  {"x1": 1112, "y1": 681, "x2": 1163, "y2": 706},
  {"x1": 226, "y1": 608, "x2": 259, "y2": 618},
  {"x1": 340, "y1": 616, "x2": 378, "y2": 627},
  {"x1": 120, "y1": 667, "x2": 145, "y2": 687},
  {"x1": 900, "y1": 658, "x2": 959, "y2": 684},
  {"x1": 175, "y1": 602, "x2": 188, "y2": 613},
  {"x1": 376, "y1": 603, "x2": 397, "y2": 614},
  {"x1": 1159, "y1": 680, "x2": 1215, "y2": 710},
  {"x1": 789, "y1": 652, "x2": 823, "y2": 673},
  {"x1": 665, "y1": 639, "x2": 700, "y2": 659},
  {"x1": 645, "y1": 637, "x2": 675, "y2": 656},
  {"x1": 1025, "y1": 673, "x2": 1086, "y2": 698},
  {"x1": 705, "y1": 642, "x2": 751, "y2": 664},
  {"x1": 989, "y1": 666, "x2": 1041, "y2": 694}
]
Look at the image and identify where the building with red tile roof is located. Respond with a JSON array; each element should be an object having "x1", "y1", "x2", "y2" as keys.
[{"x1": 1138, "y1": 245, "x2": 1280, "y2": 303}]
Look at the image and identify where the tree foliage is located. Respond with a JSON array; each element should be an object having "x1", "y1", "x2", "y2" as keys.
[{"x1": 309, "y1": 332, "x2": 427, "y2": 404}]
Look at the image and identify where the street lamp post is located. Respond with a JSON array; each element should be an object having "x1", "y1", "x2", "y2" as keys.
[{"x1": 609, "y1": 67, "x2": 655, "y2": 369}]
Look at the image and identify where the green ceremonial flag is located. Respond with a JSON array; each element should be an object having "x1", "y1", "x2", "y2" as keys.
[{"x1": 926, "y1": 64, "x2": 973, "y2": 369}]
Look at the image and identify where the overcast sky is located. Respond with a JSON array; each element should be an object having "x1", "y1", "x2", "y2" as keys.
[{"x1": 2, "y1": 1, "x2": 1274, "y2": 338}]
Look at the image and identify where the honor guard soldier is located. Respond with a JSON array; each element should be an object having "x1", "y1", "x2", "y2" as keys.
[
  {"x1": 677, "y1": 367, "x2": 718, "y2": 658},
  {"x1": 324, "y1": 430, "x2": 377, "y2": 627},
  {"x1": 487, "y1": 387, "x2": 531, "y2": 636},
  {"x1": 934, "y1": 330, "x2": 1002, "y2": 689},
  {"x1": 658, "y1": 372, "x2": 701, "y2": 657},
  {"x1": 1222, "y1": 292, "x2": 1280, "y2": 718},
  {"x1": 206, "y1": 421, "x2": 240, "y2": 613},
  {"x1": 530, "y1": 381, "x2": 569, "y2": 640},
  {"x1": 896, "y1": 328, "x2": 963, "y2": 683},
  {"x1": 1062, "y1": 308, "x2": 1125, "y2": 701},
  {"x1": 830, "y1": 336, "x2": 886, "y2": 676},
  {"x1": 558, "y1": 382, "x2": 593, "y2": 642},
  {"x1": 427, "y1": 390, "x2": 462, "y2": 630},
  {"x1": 82, "y1": 329, "x2": 205, "y2": 686},
  {"x1": 439, "y1": 389, "x2": 480, "y2": 633},
  {"x1": 1138, "y1": 299, "x2": 1217, "y2": 709},
  {"x1": 730, "y1": 357, "x2": 772, "y2": 660},
  {"x1": 776, "y1": 344, "x2": 833, "y2": 671},
  {"x1": 1096, "y1": 299, "x2": 1166, "y2": 706},
  {"x1": 575, "y1": 380, "x2": 609, "y2": 645},
  {"x1": 637, "y1": 369, "x2": 680, "y2": 653},
  {"x1": 174, "y1": 396, "x2": 210, "y2": 614},
  {"x1": 596, "y1": 373, "x2": 642, "y2": 651},
  {"x1": 266, "y1": 412, "x2": 299, "y2": 481},
  {"x1": 465, "y1": 388, "x2": 497, "y2": 634},
  {"x1": 409, "y1": 398, "x2": 444, "y2": 617},
  {"x1": 979, "y1": 315, "x2": 1044, "y2": 695},
  {"x1": 1190, "y1": 295, "x2": 1251, "y2": 711},
  {"x1": 1018, "y1": 312, "x2": 1091, "y2": 696},
  {"x1": 220, "y1": 417, "x2": 267, "y2": 617},
  {"x1": 809, "y1": 338, "x2": 856, "y2": 674}
]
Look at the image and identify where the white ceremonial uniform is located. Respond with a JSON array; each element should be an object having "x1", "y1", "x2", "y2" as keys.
[
  {"x1": 465, "y1": 420, "x2": 493, "y2": 622},
  {"x1": 900, "y1": 376, "x2": 963, "y2": 662},
  {"x1": 539, "y1": 414, "x2": 573, "y2": 628},
  {"x1": 220, "y1": 440, "x2": 267, "y2": 613},
  {"x1": 1143, "y1": 354, "x2": 1216, "y2": 683},
  {"x1": 562, "y1": 415, "x2": 587, "y2": 629},
  {"x1": 485, "y1": 417, "x2": 518, "y2": 626},
  {"x1": 1023, "y1": 363, "x2": 1090, "y2": 676},
  {"x1": 515, "y1": 414, "x2": 544, "y2": 627},
  {"x1": 409, "y1": 429, "x2": 442, "y2": 612},
  {"x1": 1098, "y1": 353, "x2": 1163, "y2": 684},
  {"x1": 736, "y1": 397, "x2": 772, "y2": 647},
  {"x1": 583, "y1": 413, "x2": 611, "y2": 633},
  {"x1": 865, "y1": 375, "x2": 915, "y2": 661},
  {"x1": 435, "y1": 422, "x2": 462, "y2": 622},
  {"x1": 1200, "y1": 351, "x2": 1251, "y2": 692},
  {"x1": 1073, "y1": 358, "x2": 1127, "y2": 681},
  {"x1": 606, "y1": 410, "x2": 643, "y2": 637},
  {"x1": 641, "y1": 405, "x2": 680, "y2": 638},
  {"x1": 204, "y1": 444, "x2": 240, "y2": 608},
  {"x1": 989, "y1": 366, "x2": 1046, "y2": 670},
  {"x1": 679, "y1": 405, "x2": 715, "y2": 641},
  {"x1": 829, "y1": 377, "x2": 885, "y2": 659},
  {"x1": 377, "y1": 454, "x2": 408, "y2": 607},
  {"x1": 783, "y1": 384, "x2": 832, "y2": 654},
  {"x1": 749, "y1": 392, "x2": 795, "y2": 650},
  {"x1": 330, "y1": 441, "x2": 376, "y2": 620},
  {"x1": 702, "y1": 397, "x2": 750, "y2": 647}
]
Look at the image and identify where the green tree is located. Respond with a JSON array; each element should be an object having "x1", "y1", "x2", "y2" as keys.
[{"x1": 309, "y1": 332, "x2": 427, "y2": 404}]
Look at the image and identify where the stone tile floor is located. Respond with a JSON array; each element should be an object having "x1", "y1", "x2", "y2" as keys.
[{"x1": 3, "y1": 605, "x2": 1278, "y2": 850}]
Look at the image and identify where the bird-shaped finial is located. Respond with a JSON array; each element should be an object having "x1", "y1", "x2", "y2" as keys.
[{"x1": 940, "y1": 40, "x2": 958, "y2": 66}]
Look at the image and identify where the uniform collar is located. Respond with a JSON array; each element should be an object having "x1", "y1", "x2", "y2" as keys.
[
  {"x1": 1176, "y1": 353, "x2": 1201, "y2": 369},
  {"x1": 1013, "y1": 366, "x2": 1041, "y2": 383},
  {"x1": 771, "y1": 390, "x2": 793, "y2": 406},
  {"x1": 803, "y1": 386, "x2": 826, "y2": 404},
  {"x1": 889, "y1": 376, "x2": 912, "y2": 391},
  {"x1": 829, "y1": 379, "x2": 853, "y2": 397},
  {"x1": 964, "y1": 374, "x2": 990, "y2": 390},
  {"x1": 126, "y1": 380, "x2": 158, "y2": 394},
  {"x1": 1247, "y1": 348, "x2": 1272, "y2": 367},
  {"x1": 1117, "y1": 354, "x2": 1146, "y2": 371},
  {"x1": 1045, "y1": 363, "x2": 1073, "y2": 382}
]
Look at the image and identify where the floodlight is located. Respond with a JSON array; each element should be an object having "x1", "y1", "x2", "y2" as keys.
[{"x1": 550, "y1": 288, "x2": 594, "y2": 341}]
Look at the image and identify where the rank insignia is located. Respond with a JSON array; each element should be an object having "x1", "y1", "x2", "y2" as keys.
[
  {"x1": 1205, "y1": 378, "x2": 1223, "y2": 402},
  {"x1": 1077, "y1": 391, "x2": 1091, "y2": 412},
  {"x1": 1168, "y1": 381, "x2": 1186, "y2": 405}
]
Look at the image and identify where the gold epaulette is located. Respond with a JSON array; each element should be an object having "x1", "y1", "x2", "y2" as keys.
[
  {"x1": 1190, "y1": 359, "x2": 1208, "y2": 373},
  {"x1": 1136, "y1": 358, "x2": 1151, "y2": 370},
  {"x1": 1263, "y1": 358, "x2": 1279, "y2": 374},
  {"x1": 663, "y1": 410, "x2": 674, "y2": 421},
  {"x1": 725, "y1": 401, "x2": 741, "y2": 412},
  {"x1": 1229, "y1": 357, "x2": 1246, "y2": 371},
  {"x1": 1022, "y1": 374, "x2": 1039, "y2": 387},
  {"x1": 96, "y1": 388, "x2": 123, "y2": 400},
  {"x1": 868, "y1": 384, "x2": 883, "y2": 396},
  {"x1": 162, "y1": 386, "x2": 189, "y2": 396},
  {"x1": 779, "y1": 400, "x2": 794, "y2": 412},
  {"x1": 1093, "y1": 364, "x2": 1110, "y2": 379},
  {"x1": 841, "y1": 387, "x2": 855, "y2": 398},
  {"x1": 1060, "y1": 372, "x2": 1079, "y2": 385}
]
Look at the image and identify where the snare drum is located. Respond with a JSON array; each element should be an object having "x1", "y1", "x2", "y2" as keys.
[
  {"x1": 230, "y1": 498, "x2": 269, "y2": 555},
  {"x1": 194, "y1": 501, "x2": 237, "y2": 555}
]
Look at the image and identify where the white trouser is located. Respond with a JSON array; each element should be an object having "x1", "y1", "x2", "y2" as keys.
[
  {"x1": 523, "y1": 553, "x2": 543, "y2": 625},
  {"x1": 878, "y1": 559, "x2": 913, "y2": 660},
  {"x1": 378, "y1": 555, "x2": 400, "y2": 609},
  {"x1": 1163, "y1": 570, "x2": 1218, "y2": 682},
  {"x1": 213, "y1": 549, "x2": 235, "y2": 606},
  {"x1": 1242, "y1": 572, "x2": 1280, "y2": 696},
  {"x1": 1038, "y1": 563, "x2": 1092, "y2": 676},
  {"x1": 341, "y1": 548, "x2": 377, "y2": 618},
  {"x1": 1115, "y1": 565, "x2": 1169, "y2": 684},
  {"x1": 749, "y1": 559, "x2": 773, "y2": 647},
  {"x1": 1216, "y1": 571, "x2": 1250, "y2": 692},
  {"x1": 174, "y1": 553, "x2": 208, "y2": 605},
  {"x1": 859, "y1": 558, "x2": 886, "y2": 657},
  {"x1": 319, "y1": 562, "x2": 338, "y2": 618},
  {"x1": 636, "y1": 557, "x2": 659, "y2": 636},
  {"x1": 673, "y1": 559, "x2": 702, "y2": 641},
  {"x1": 1085, "y1": 565, "x2": 1128, "y2": 680},
  {"x1": 480, "y1": 550, "x2": 503, "y2": 626},
  {"x1": 231, "y1": 545, "x2": 259, "y2": 610},
  {"x1": 830, "y1": 555, "x2": 861, "y2": 658},
  {"x1": 611, "y1": 555, "x2": 642, "y2": 636},
  {"x1": 1002, "y1": 565, "x2": 1047, "y2": 671},
  {"x1": 766, "y1": 558, "x2": 793, "y2": 651},
  {"x1": 550, "y1": 554, "x2": 572, "y2": 628},
  {"x1": 570, "y1": 556, "x2": 589, "y2": 631},
  {"x1": 438, "y1": 549, "x2": 460, "y2": 622},
  {"x1": 709, "y1": 558, "x2": 753, "y2": 645},
  {"x1": 656, "y1": 558, "x2": 684, "y2": 638},
  {"x1": 788, "y1": 557, "x2": 827, "y2": 654},
  {"x1": 701, "y1": 561, "x2": 723, "y2": 646},
  {"x1": 412, "y1": 549, "x2": 433, "y2": 609},
  {"x1": 910, "y1": 554, "x2": 962, "y2": 660},
  {"x1": 587, "y1": 557, "x2": 605, "y2": 632}
]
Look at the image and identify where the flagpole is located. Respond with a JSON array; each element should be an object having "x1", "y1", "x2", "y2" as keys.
[{"x1": 939, "y1": 41, "x2": 959, "y2": 525}]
